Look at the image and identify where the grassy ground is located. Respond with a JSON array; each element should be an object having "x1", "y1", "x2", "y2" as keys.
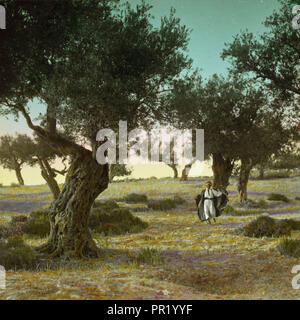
[{"x1": 0, "y1": 177, "x2": 300, "y2": 300}]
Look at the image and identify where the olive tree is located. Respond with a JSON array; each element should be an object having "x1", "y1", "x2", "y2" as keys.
[
  {"x1": 0, "y1": 0, "x2": 191, "y2": 258},
  {"x1": 31, "y1": 135, "x2": 68, "y2": 200},
  {"x1": 235, "y1": 108, "x2": 293, "y2": 202},
  {"x1": 0, "y1": 134, "x2": 35, "y2": 185},
  {"x1": 161, "y1": 73, "x2": 269, "y2": 189},
  {"x1": 222, "y1": 0, "x2": 300, "y2": 101},
  {"x1": 109, "y1": 164, "x2": 132, "y2": 182}
]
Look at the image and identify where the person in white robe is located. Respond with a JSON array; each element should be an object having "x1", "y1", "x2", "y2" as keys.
[{"x1": 200, "y1": 180, "x2": 223, "y2": 224}]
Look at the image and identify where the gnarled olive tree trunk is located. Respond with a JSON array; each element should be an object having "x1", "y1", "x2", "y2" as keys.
[
  {"x1": 18, "y1": 104, "x2": 109, "y2": 259},
  {"x1": 258, "y1": 164, "x2": 265, "y2": 179},
  {"x1": 14, "y1": 164, "x2": 24, "y2": 185},
  {"x1": 108, "y1": 164, "x2": 114, "y2": 182},
  {"x1": 37, "y1": 158, "x2": 60, "y2": 200},
  {"x1": 180, "y1": 160, "x2": 196, "y2": 181},
  {"x1": 237, "y1": 158, "x2": 253, "y2": 203},
  {"x1": 167, "y1": 164, "x2": 178, "y2": 179},
  {"x1": 212, "y1": 153, "x2": 234, "y2": 189},
  {"x1": 38, "y1": 153, "x2": 109, "y2": 259}
]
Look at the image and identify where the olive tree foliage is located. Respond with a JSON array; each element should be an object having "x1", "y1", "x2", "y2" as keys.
[
  {"x1": 109, "y1": 164, "x2": 132, "y2": 182},
  {"x1": 166, "y1": 133, "x2": 197, "y2": 180},
  {"x1": 161, "y1": 72, "x2": 273, "y2": 189},
  {"x1": 255, "y1": 139, "x2": 300, "y2": 177},
  {"x1": 270, "y1": 147, "x2": 300, "y2": 171},
  {"x1": 0, "y1": 0, "x2": 191, "y2": 258},
  {"x1": 52, "y1": 3, "x2": 192, "y2": 148},
  {"x1": 221, "y1": 0, "x2": 300, "y2": 199},
  {"x1": 0, "y1": 134, "x2": 35, "y2": 185},
  {"x1": 30, "y1": 135, "x2": 68, "y2": 199},
  {"x1": 221, "y1": 0, "x2": 300, "y2": 107},
  {"x1": 234, "y1": 108, "x2": 294, "y2": 202},
  {"x1": 0, "y1": 132, "x2": 67, "y2": 196}
]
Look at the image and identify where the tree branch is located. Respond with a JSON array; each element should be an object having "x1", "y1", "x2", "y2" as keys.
[{"x1": 11, "y1": 103, "x2": 90, "y2": 157}]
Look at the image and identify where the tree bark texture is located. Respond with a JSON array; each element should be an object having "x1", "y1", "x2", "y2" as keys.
[
  {"x1": 238, "y1": 159, "x2": 252, "y2": 203},
  {"x1": 37, "y1": 158, "x2": 61, "y2": 200},
  {"x1": 14, "y1": 163, "x2": 24, "y2": 185},
  {"x1": 167, "y1": 164, "x2": 178, "y2": 179},
  {"x1": 212, "y1": 153, "x2": 234, "y2": 189},
  {"x1": 37, "y1": 153, "x2": 109, "y2": 259}
]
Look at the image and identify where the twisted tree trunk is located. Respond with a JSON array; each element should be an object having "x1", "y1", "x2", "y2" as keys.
[
  {"x1": 37, "y1": 153, "x2": 109, "y2": 259},
  {"x1": 167, "y1": 164, "x2": 178, "y2": 179},
  {"x1": 180, "y1": 160, "x2": 195, "y2": 181},
  {"x1": 212, "y1": 153, "x2": 234, "y2": 189},
  {"x1": 238, "y1": 159, "x2": 252, "y2": 203},
  {"x1": 258, "y1": 164, "x2": 265, "y2": 179},
  {"x1": 18, "y1": 104, "x2": 109, "y2": 259},
  {"x1": 14, "y1": 164, "x2": 24, "y2": 185},
  {"x1": 108, "y1": 164, "x2": 114, "y2": 182},
  {"x1": 37, "y1": 158, "x2": 60, "y2": 200}
]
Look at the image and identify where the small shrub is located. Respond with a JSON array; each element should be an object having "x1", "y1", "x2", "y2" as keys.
[
  {"x1": 0, "y1": 223, "x2": 16, "y2": 238},
  {"x1": 264, "y1": 171, "x2": 290, "y2": 179},
  {"x1": 89, "y1": 208, "x2": 148, "y2": 236},
  {"x1": 173, "y1": 195, "x2": 186, "y2": 205},
  {"x1": 10, "y1": 182, "x2": 20, "y2": 187},
  {"x1": 223, "y1": 205, "x2": 236, "y2": 215},
  {"x1": 258, "y1": 199, "x2": 268, "y2": 209},
  {"x1": 223, "y1": 205, "x2": 261, "y2": 217},
  {"x1": 89, "y1": 208, "x2": 108, "y2": 229},
  {"x1": 268, "y1": 193, "x2": 289, "y2": 202},
  {"x1": 11, "y1": 215, "x2": 28, "y2": 223},
  {"x1": 0, "y1": 236, "x2": 36, "y2": 269},
  {"x1": 148, "y1": 199, "x2": 177, "y2": 211},
  {"x1": 0, "y1": 214, "x2": 51, "y2": 239},
  {"x1": 123, "y1": 193, "x2": 148, "y2": 203},
  {"x1": 275, "y1": 220, "x2": 294, "y2": 236},
  {"x1": 234, "y1": 209, "x2": 261, "y2": 217},
  {"x1": 93, "y1": 200, "x2": 119, "y2": 211},
  {"x1": 122, "y1": 204, "x2": 149, "y2": 212},
  {"x1": 134, "y1": 247, "x2": 164, "y2": 265},
  {"x1": 252, "y1": 171, "x2": 290, "y2": 180},
  {"x1": 0, "y1": 224, "x2": 10, "y2": 238},
  {"x1": 242, "y1": 216, "x2": 292, "y2": 238},
  {"x1": 234, "y1": 199, "x2": 262, "y2": 209},
  {"x1": 23, "y1": 209, "x2": 50, "y2": 237},
  {"x1": 278, "y1": 238, "x2": 300, "y2": 258},
  {"x1": 283, "y1": 219, "x2": 300, "y2": 231},
  {"x1": 0, "y1": 221, "x2": 26, "y2": 238}
]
